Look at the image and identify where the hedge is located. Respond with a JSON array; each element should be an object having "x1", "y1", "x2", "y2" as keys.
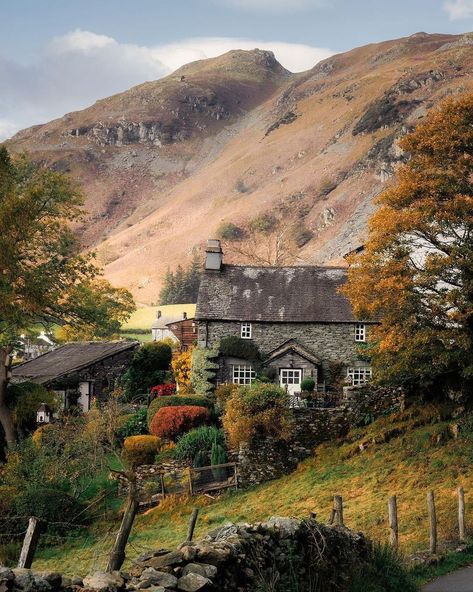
[
  {"x1": 123, "y1": 435, "x2": 162, "y2": 467},
  {"x1": 147, "y1": 395, "x2": 215, "y2": 427},
  {"x1": 149, "y1": 406, "x2": 210, "y2": 440},
  {"x1": 174, "y1": 426, "x2": 225, "y2": 464}
]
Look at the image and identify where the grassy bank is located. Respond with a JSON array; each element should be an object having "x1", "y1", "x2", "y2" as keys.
[{"x1": 32, "y1": 403, "x2": 473, "y2": 576}]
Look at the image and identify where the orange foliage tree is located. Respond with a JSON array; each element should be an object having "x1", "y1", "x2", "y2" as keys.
[{"x1": 344, "y1": 94, "x2": 473, "y2": 392}]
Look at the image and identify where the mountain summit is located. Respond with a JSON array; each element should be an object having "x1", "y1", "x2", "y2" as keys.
[{"x1": 6, "y1": 35, "x2": 473, "y2": 302}]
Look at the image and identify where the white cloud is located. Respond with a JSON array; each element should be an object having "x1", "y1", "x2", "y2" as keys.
[
  {"x1": 220, "y1": 0, "x2": 328, "y2": 12},
  {"x1": 444, "y1": 0, "x2": 473, "y2": 19},
  {"x1": 0, "y1": 30, "x2": 333, "y2": 141}
]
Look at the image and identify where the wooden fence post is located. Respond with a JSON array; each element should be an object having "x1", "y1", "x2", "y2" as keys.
[
  {"x1": 334, "y1": 495, "x2": 344, "y2": 526},
  {"x1": 233, "y1": 463, "x2": 239, "y2": 491},
  {"x1": 186, "y1": 508, "x2": 199, "y2": 543},
  {"x1": 458, "y1": 486, "x2": 466, "y2": 543},
  {"x1": 427, "y1": 491, "x2": 437, "y2": 555},
  {"x1": 107, "y1": 475, "x2": 139, "y2": 572},
  {"x1": 160, "y1": 473, "x2": 166, "y2": 499},
  {"x1": 18, "y1": 517, "x2": 42, "y2": 569},
  {"x1": 388, "y1": 496, "x2": 399, "y2": 549},
  {"x1": 187, "y1": 468, "x2": 194, "y2": 495}
]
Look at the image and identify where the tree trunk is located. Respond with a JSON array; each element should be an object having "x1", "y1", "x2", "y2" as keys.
[
  {"x1": 106, "y1": 473, "x2": 138, "y2": 572},
  {"x1": 0, "y1": 346, "x2": 16, "y2": 450}
]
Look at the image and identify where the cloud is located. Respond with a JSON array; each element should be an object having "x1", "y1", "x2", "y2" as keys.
[
  {"x1": 220, "y1": 0, "x2": 329, "y2": 11},
  {"x1": 444, "y1": 0, "x2": 473, "y2": 19},
  {"x1": 0, "y1": 30, "x2": 333, "y2": 141}
]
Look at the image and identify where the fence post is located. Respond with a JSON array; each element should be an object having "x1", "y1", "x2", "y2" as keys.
[
  {"x1": 187, "y1": 468, "x2": 194, "y2": 495},
  {"x1": 18, "y1": 517, "x2": 42, "y2": 569},
  {"x1": 233, "y1": 463, "x2": 239, "y2": 491},
  {"x1": 427, "y1": 491, "x2": 437, "y2": 554},
  {"x1": 186, "y1": 508, "x2": 199, "y2": 543},
  {"x1": 458, "y1": 486, "x2": 466, "y2": 543},
  {"x1": 334, "y1": 495, "x2": 344, "y2": 526},
  {"x1": 388, "y1": 496, "x2": 399, "y2": 549},
  {"x1": 160, "y1": 473, "x2": 166, "y2": 499},
  {"x1": 107, "y1": 475, "x2": 139, "y2": 572}
]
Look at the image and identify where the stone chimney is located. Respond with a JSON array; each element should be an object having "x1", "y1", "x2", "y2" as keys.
[{"x1": 205, "y1": 239, "x2": 223, "y2": 271}]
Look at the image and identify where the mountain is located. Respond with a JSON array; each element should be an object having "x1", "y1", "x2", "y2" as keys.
[{"x1": 6, "y1": 33, "x2": 473, "y2": 303}]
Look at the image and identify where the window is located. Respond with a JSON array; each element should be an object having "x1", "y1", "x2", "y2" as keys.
[
  {"x1": 240, "y1": 322, "x2": 252, "y2": 339},
  {"x1": 355, "y1": 323, "x2": 366, "y2": 342},
  {"x1": 347, "y1": 367, "x2": 372, "y2": 386},
  {"x1": 232, "y1": 364, "x2": 255, "y2": 385}
]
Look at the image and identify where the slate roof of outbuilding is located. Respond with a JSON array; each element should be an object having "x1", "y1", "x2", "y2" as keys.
[
  {"x1": 196, "y1": 265, "x2": 360, "y2": 323},
  {"x1": 11, "y1": 341, "x2": 139, "y2": 385}
]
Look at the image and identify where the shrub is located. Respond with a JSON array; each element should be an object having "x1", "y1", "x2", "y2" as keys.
[
  {"x1": 223, "y1": 383, "x2": 292, "y2": 448},
  {"x1": 150, "y1": 383, "x2": 176, "y2": 397},
  {"x1": 217, "y1": 222, "x2": 245, "y2": 241},
  {"x1": 174, "y1": 426, "x2": 225, "y2": 463},
  {"x1": 300, "y1": 377, "x2": 315, "y2": 392},
  {"x1": 123, "y1": 341, "x2": 172, "y2": 398},
  {"x1": 149, "y1": 406, "x2": 210, "y2": 440},
  {"x1": 7, "y1": 382, "x2": 60, "y2": 433},
  {"x1": 215, "y1": 383, "x2": 239, "y2": 411},
  {"x1": 147, "y1": 395, "x2": 215, "y2": 428},
  {"x1": 211, "y1": 441, "x2": 228, "y2": 481},
  {"x1": 191, "y1": 345, "x2": 219, "y2": 395},
  {"x1": 123, "y1": 435, "x2": 162, "y2": 467},
  {"x1": 193, "y1": 450, "x2": 208, "y2": 468},
  {"x1": 116, "y1": 408, "x2": 148, "y2": 440},
  {"x1": 14, "y1": 488, "x2": 84, "y2": 529},
  {"x1": 249, "y1": 213, "x2": 277, "y2": 233},
  {"x1": 219, "y1": 336, "x2": 261, "y2": 363},
  {"x1": 172, "y1": 349, "x2": 193, "y2": 393}
]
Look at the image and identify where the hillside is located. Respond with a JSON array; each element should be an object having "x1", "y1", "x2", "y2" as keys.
[
  {"x1": 31, "y1": 403, "x2": 473, "y2": 576},
  {"x1": 6, "y1": 32, "x2": 473, "y2": 302}
]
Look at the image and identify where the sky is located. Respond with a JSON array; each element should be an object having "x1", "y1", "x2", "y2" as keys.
[{"x1": 0, "y1": 0, "x2": 472, "y2": 140}]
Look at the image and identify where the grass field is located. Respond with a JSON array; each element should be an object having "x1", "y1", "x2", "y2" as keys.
[
  {"x1": 30, "y1": 402, "x2": 473, "y2": 577},
  {"x1": 121, "y1": 304, "x2": 196, "y2": 332}
]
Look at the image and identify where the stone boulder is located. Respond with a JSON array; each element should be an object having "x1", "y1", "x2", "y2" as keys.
[{"x1": 82, "y1": 572, "x2": 125, "y2": 591}]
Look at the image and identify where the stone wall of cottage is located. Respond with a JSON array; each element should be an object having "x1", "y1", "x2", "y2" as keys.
[
  {"x1": 197, "y1": 320, "x2": 373, "y2": 384},
  {"x1": 238, "y1": 386, "x2": 404, "y2": 486}
]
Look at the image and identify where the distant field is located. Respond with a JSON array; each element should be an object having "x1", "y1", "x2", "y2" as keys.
[{"x1": 122, "y1": 304, "x2": 197, "y2": 332}]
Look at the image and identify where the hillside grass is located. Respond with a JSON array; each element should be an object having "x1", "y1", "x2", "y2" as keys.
[
  {"x1": 32, "y1": 403, "x2": 473, "y2": 577},
  {"x1": 121, "y1": 304, "x2": 196, "y2": 332}
]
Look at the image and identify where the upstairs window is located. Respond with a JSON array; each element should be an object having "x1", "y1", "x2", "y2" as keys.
[
  {"x1": 232, "y1": 364, "x2": 255, "y2": 385},
  {"x1": 347, "y1": 367, "x2": 372, "y2": 386},
  {"x1": 355, "y1": 323, "x2": 366, "y2": 342},
  {"x1": 241, "y1": 322, "x2": 252, "y2": 339}
]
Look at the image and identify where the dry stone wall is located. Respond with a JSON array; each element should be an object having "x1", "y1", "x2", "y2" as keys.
[
  {"x1": 0, "y1": 517, "x2": 373, "y2": 592},
  {"x1": 238, "y1": 386, "x2": 404, "y2": 485}
]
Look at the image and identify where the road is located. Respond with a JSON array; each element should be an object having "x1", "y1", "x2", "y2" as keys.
[{"x1": 422, "y1": 565, "x2": 473, "y2": 591}]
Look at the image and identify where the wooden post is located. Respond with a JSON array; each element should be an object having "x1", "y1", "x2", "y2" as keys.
[
  {"x1": 188, "y1": 468, "x2": 194, "y2": 495},
  {"x1": 334, "y1": 495, "x2": 344, "y2": 526},
  {"x1": 427, "y1": 491, "x2": 437, "y2": 555},
  {"x1": 233, "y1": 463, "x2": 238, "y2": 491},
  {"x1": 107, "y1": 476, "x2": 139, "y2": 572},
  {"x1": 18, "y1": 517, "x2": 42, "y2": 569},
  {"x1": 186, "y1": 508, "x2": 199, "y2": 543},
  {"x1": 458, "y1": 486, "x2": 466, "y2": 543},
  {"x1": 160, "y1": 473, "x2": 166, "y2": 499},
  {"x1": 388, "y1": 496, "x2": 399, "y2": 549}
]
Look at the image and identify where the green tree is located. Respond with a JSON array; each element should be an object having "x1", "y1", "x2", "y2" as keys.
[
  {"x1": 0, "y1": 148, "x2": 135, "y2": 448},
  {"x1": 158, "y1": 254, "x2": 202, "y2": 304},
  {"x1": 344, "y1": 94, "x2": 473, "y2": 393},
  {"x1": 123, "y1": 341, "x2": 172, "y2": 398}
]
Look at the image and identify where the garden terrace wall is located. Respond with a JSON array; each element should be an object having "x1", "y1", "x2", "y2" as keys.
[{"x1": 238, "y1": 386, "x2": 405, "y2": 486}]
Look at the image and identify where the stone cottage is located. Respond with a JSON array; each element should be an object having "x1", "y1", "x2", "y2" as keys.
[
  {"x1": 11, "y1": 340, "x2": 139, "y2": 412},
  {"x1": 195, "y1": 240, "x2": 376, "y2": 393}
]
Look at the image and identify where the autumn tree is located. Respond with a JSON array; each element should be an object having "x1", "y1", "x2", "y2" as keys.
[
  {"x1": 344, "y1": 94, "x2": 473, "y2": 393},
  {"x1": 0, "y1": 148, "x2": 135, "y2": 448}
]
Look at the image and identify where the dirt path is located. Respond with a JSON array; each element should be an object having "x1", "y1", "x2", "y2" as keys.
[{"x1": 422, "y1": 565, "x2": 473, "y2": 591}]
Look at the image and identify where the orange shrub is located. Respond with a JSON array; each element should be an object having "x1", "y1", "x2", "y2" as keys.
[
  {"x1": 149, "y1": 405, "x2": 209, "y2": 440},
  {"x1": 123, "y1": 435, "x2": 162, "y2": 467}
]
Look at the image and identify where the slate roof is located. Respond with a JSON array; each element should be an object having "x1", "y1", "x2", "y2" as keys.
[
  {"x1": 11, "y1": 340, "x2": 139, "y2": 385},
  {"x1": 196, "y1": 265, "x2": 359, "y2": 323}
]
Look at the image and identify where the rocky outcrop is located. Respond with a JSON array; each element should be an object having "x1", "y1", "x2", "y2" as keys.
[{"x1": 0, "y1": 517, "x2": 374, "y2": 592}]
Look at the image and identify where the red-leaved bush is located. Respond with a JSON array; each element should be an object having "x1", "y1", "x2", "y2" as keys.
[
  {"x1": 150, "y1": 383, "x2": 176, "y2": 398},
  {"x1": 149, "y1": 405, "x2": 210, "y2": 440}
]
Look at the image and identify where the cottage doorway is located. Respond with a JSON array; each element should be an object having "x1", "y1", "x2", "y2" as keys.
[{"x1": 280, "y1": 369, "x2": 302, "y2": 396}]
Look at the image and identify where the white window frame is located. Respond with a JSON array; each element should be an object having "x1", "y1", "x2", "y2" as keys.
[
  {"x1": 355, "y1": 323, "x2": 366, "y2": 342},
  {"x1": 232, "y1": 364, "x2": 255, "y2": 385},
  {"x1": 240, "y1": 322, "x2": 252, "y2": 339},
  {"x1": 347, "y1": 367, "x2": 372, "y2": 386}
]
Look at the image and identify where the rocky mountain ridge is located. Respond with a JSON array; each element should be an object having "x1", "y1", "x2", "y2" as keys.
[{"x1": 6, "y1": 33, "x2": 473, "y2": 303}]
